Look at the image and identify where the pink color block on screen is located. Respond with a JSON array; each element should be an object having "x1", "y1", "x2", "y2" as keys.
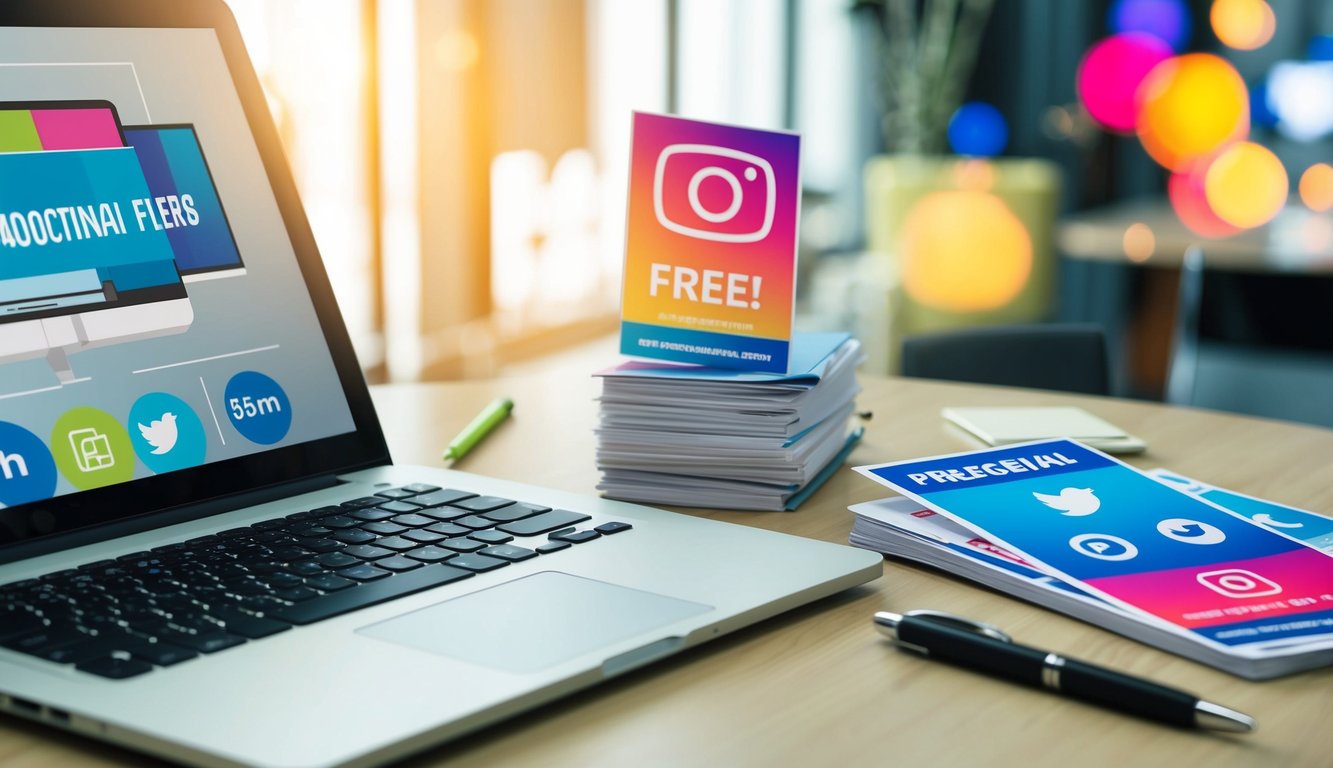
[{"x1": 30, "y1": 108, "x2": 123, "y2": 150}]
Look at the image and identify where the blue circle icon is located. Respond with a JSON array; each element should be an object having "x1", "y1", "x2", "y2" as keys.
[
  {"x1": 1069, "y1": 533, "x2": 1138, "y2": 561},
  {"x1": 0, "y1": 421, "x2": 58, "y2": 507},
  {"x1": 224, "y1": 371, "x2": 292, "y2": 445},
  {"x1": 128, "y1": 392, "x2": 208, "y2": 474}
]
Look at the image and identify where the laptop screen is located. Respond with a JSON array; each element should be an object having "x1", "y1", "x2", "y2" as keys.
[{"x1": 0, "y1": 16, "x2": 386, "y2": 553}]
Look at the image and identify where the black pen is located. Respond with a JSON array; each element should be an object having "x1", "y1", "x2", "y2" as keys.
[{"x1": 874, "y1": 610, "x2": 1255, "y2": 733}]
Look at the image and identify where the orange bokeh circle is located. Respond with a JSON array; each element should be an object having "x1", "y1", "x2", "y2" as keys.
[
  {"x1": 1136, "y1": 53, "x2": 1249, "y2": 171},
  {"x1": 901, "y1": 190, "x2": 1033, "y2": 313},
  {"x1": 1204, "y1": 141, "x2": 1288, "y2": 229}
]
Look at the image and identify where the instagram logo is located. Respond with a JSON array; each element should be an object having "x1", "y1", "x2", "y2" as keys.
[
  {"x1": 1196, "y1": 569, "x2": 1282, "y2": 598},
  {"x1": 653, "y1": 144, "x2": 775, "y2": 243}
]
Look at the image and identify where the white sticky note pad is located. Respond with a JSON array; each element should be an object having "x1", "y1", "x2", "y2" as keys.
[{"x1": 942, "y1": 406, "x2": 1146, "y2": 454}]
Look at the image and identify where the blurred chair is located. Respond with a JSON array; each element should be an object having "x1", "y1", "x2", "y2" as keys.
[
  {"x1": 900, "y1": 323, "x2": 1110, "y2": 395},
  {"x1": 1167, "y1": 247, "x2": 1333, "y2": 427}
]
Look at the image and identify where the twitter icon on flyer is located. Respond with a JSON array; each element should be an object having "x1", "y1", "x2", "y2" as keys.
[{"x1": 129, "y1": 392, "x2": 207, "y2": 474}]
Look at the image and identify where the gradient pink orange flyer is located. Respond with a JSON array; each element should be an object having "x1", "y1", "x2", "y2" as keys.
[{"x1": 620, "y1": 112, "x2": 800, "y2": 373}]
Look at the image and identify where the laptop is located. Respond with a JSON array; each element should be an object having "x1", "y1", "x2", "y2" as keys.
[{"x1": 0, "y1": 2, "x2": 882, "y2": 766}]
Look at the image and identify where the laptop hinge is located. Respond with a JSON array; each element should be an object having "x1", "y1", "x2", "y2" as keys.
[{"x1": 0, "y1": 473, "x2": 348, "y2": 565}]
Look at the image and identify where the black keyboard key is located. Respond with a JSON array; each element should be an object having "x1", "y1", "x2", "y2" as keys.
[
  {"x1": 77, "y1": 655, "x2": 154, "y2": 679},
  {"x1": 341, "y1": 497, "x2": 384, "y2": 509},
  {"x1": 288, "y1": 561, "x2": 329, "y2": 578},
  {"x1": 420, "y1": 507, "x2": 469, "y2": 523},
  {"x1": 446, "y1": 554, "x2": 509, "y2": 572},
  {"x1": 127, "y1": 642, "x2": 197, "y2": 667},
  {"x1": 376, "y1": 500, "x2": 421, "y2": 514},
  {"x1": 251, "y1": 519, "x2": 287, "y2": 532},
  {"x1": 336, "y1": 565, "x2": 391, "y2": 582},
  {"x1": 469, "y1": 530, "x2": 513, "y2": 545},
  {"x1": 482, "y1": 502, "x2": 550, "y2": 523},
  {"x1": 374, "y1": 536, "x2": 418, "y2": 552},
  {"x1": 451, "y1": 495, "x2": 514, "y2": 513},
  {"x1": 552, "y1": 529, "x2": 601, "y2": 544},
  {"x1": 343, "y1": 544, "x2": 394, "y2": 560},
  {"x1": 594, "y1": 522, "x2": 633, "y2": 535},
  {"x1": 36, "y1": 634, "x2": 136, "y2": 665},
  {"x1": 498, "y1": 509, "x2": 591, "y2": 537},
  {"x1": 331, "y1": 529, "x2": 378, "y2": 545},
  {"x1": 349, "y1": 508, "x2": 396, "y2": 523},
  {"x1": 536, "y1": 541, "x2": 571, "y2": 555},
  {"x1": 372, "y1": 556, "x2": 423, "y2": 573},
  {"x1": 410, "y1": 489, "x2": 476, "y2": 508},
  {"x1": 157, "y1": 630, "x2": 246, "y2": 654},
  {"x1": 403, "y1": 529, "x2": 446, "y2": 544},
  {"x1": 375, "y1": 489, "x2": 419, "y2": 501},
  {"x1": 401, "y1": 483, "x2": 441, "y2": 494},
  {"x1": 426, "y1": 522, "x2": 469, "y2": 537},
  {"x1": 3, "y1": 627, "x2": 88, "y2": 656},
  {"x1": 361, "y1": 521, "x2": 408, "y2": 536},
  {"x1": 267, "y1": 574, "x2": 305, "y2": 590},
  {"x1": 317, "y1": 552, "x2": 360, "y2": 569},
  {"x1": 441, "y1": 538, "x2": 486, "y2": 553},
  {"x1": 209, "y1": 608, "x2": 291, "y2": 639},
  {"x1": 274, "y1": 565, "x2": 473, "y2": 625},
  {"x1": 389, "y1": 513, "x2": 435, "y2": 528},
  {"x1": 478, "y1": 545, "x2": 537, "y2": 562},
  {"x1": 454, "y1": 515, "x2": 495, "y2": 531},
  {"x1": 0, "y1": 608, "x2": 45, "y2": 642},
  {"x1": 406, "y1": 546, "x2": 455, "y2": 563},
  {"x1": 275, "y1": 587, "x2": 319, "y2": 603},
  {"x1": 305, "y1": 574, "x2": 355, "y2": 592},
  {"x1": 298, "y1": 537, "x2": 345, "y2": 554},
  {"x1": 320, "y1": 516, "x2": 360, "y2": 530},
  {"x1": 272, "y1": 545, "x2": 315, "y2": 562}
]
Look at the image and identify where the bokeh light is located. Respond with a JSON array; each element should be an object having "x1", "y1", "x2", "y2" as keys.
[
  {"x1": 952, "y1": 158, "x2": 996, "y2": 193},
  {"x1": 1122, "y1": 222, "x2": 1156, "y2": 262},
  {"x1": 1136, "y1": 53, "x2": 1249, "y2": 171},
  {"x1": 1204, "y1": 141, "x2": 1288, "y2": 228},
  {"x1": 1300, "y1": 163, "x2": 1333, "y2": 212},
  {"x1": 1311, "y1": 35, "x2": 1333, "y2": 62},
  {"x1": 1168, "y1": 167, "x2": 1241, "y2": 238},
  {"x1": 902, "y1": 190, "x2": 1032, "y2": 312},
  {"x1": 1077, "y1": 34, "x2": 1174, "y2": 132},
  {"x1": 1108, "y1": 0, "x2": 1192, "y2": 51},
  {"x1": 1211, "y1": 0, "x2": 1276, "y2": 52},
  {"x1": 1248, "y1": 80, "x2": 1278, "y2": 129},
  {"x1": 947, "y1": 102, "x2": 1008, "y2": 157}
]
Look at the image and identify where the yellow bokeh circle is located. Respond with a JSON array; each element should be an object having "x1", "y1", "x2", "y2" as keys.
[
  {"x1": 1204, "y1": 142, "x2": 1288, "y2": 229},
  {"x1": 1299, "y1": 163, "x2": 1333, "y2": 213},
  {"x1": 1211, "y1": 0, "x2": 1276, "y2": 51},
  {"x1": 901, "y1": 190, "x2": 1033, "y2": 313},
  {"x1": 1136, "y1": 53, "x2": 1249, "y2": 171}
]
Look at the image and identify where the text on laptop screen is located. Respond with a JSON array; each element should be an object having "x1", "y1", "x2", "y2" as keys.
[{"x1": 0, "y1": 27, "x2": 357, "y2": 509}]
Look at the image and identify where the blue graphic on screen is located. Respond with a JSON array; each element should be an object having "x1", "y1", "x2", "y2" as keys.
[
  {"x1": 124, "y1": 125, "x2": 243, "y2": 275},
  {"x1": 0, "y1": 148, "x2": 181, "y2": 291}
]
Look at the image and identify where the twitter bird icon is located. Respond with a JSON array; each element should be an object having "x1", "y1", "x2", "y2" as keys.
[
  {"x1": 138, "y1": 412, "x2": 179, "y2": 455},
  {"x1": 1033, "y1": 487, "x2": 1101, "y2": 516}
]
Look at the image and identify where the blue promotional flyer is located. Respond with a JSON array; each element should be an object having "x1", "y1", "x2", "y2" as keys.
[{"x1": 857, "y1": 439, "x2": 1333, "y2": 650}]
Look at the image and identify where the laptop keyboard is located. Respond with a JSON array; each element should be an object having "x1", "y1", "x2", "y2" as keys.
[{"x1": 0, "y1": 484, "x2": 631, "y2": 680}]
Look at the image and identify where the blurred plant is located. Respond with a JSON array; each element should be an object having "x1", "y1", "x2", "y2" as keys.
[{"x1": 856, "y1": 0, "x2": 996, "y2": 154}]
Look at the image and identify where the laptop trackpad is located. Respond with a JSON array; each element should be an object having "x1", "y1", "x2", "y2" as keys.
[{"x1": 357, "y1": 571, "x2": 713, "y2": 674}]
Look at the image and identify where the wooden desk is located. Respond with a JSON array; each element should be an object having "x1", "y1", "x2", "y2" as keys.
[{"x1": 4, "y1": 374, "x2": 1333, "y2": 767}]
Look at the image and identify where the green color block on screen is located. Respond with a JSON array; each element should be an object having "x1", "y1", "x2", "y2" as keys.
[{"x1": 0, "y1": 110, "x2": 41, "y2": 152}]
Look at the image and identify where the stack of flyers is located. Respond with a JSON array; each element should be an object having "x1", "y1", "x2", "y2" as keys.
[{"x1": 851, "y1": 439, "x2": 1333, "y2": 679}]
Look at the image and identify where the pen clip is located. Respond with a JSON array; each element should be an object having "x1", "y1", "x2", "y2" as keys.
[{"x1": 904, "y1": 610, "x2": 1013, "y2": 644}]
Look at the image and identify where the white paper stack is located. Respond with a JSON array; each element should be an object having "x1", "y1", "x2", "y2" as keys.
[{"x1": 595, "y1": 333, "x2": 863, "y2": 511}]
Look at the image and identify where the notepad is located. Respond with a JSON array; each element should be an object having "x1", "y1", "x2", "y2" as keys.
[{"x1": 943, "y1": 406, "x2": 1146, "y2": 454}]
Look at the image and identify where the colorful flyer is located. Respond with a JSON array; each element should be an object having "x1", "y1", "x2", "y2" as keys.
[
  {"x1": 620, "y1": 112, "x2": 800, "y2": 373},
  {"x1": 856, "y1": 439, "x2": 1333, "y2": 650},
  {"x1": 1150, "y1": 469, "x2": 1333, "y2": 552}
]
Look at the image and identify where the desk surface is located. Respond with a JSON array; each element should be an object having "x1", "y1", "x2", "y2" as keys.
[
  {"x1": 4, "y1": 373, "x2": 1333, "y2": 767},
  {"x1": 1059, "y1": 198, "x2": 1333, "y2": 273}
]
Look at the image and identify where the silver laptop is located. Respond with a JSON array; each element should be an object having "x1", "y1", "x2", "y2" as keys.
[{"x1": 0, "y1": 2, "x2": 881, "y2": 766}]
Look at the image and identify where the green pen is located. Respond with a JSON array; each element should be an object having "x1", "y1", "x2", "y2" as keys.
[{"x1": 442, "y1": 397, "x2": 514, "y2": 462}]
